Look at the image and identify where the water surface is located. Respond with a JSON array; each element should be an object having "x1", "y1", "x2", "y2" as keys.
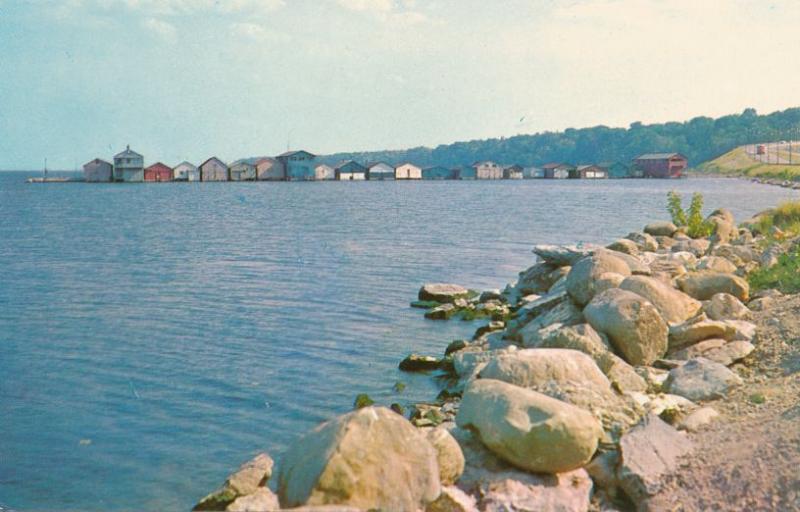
[{"x1": 0, "y1": 174, "x2": 795, "y2": 511}]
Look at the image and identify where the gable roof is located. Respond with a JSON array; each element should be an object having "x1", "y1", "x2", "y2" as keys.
[
  {"x1": 366, "y1": 161, "x2": 393, "y2": 170},
  {"x1": 472, "y1": 160, "x2": 498, "y2": 167},
  {"x1": 335, "y1": 160, "x2": 367, "y2": 172},
  {"x1": 230, "y1": 160, "x2": 255, "y2": 169},
  {"x1": 395, "y1": 162, "x2": 421, "y2": 169},
  {"x1": 278, "y1": 150, "x2": 316, "y2": 158},
  {"x1": 114, "y1": 145, "x2": 143, "y2": 159},
  {"x1": 84, "y1": 158, "x2": 112, "y2": 167},
  {"x1": 145, "y1": 162, "x2": 172, "y2": 171},
  {"x1": 199, "y1": 156, "x2": 226, "y2": 168},
  {"x1": 173, "y1": 161, "x2": 197, "y2": 170},
  {"x1": 634, "y1": 153, "x2": 687, "y2": 160}
]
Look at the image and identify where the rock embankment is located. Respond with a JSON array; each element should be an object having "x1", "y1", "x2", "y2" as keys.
[{"x1": 194, "y1": 207, "x2": 798, "y2": 511}]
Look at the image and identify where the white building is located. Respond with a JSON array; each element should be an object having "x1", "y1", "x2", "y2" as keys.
[
  {"x1": 173, "y1": 161, "x2": 200, "y2": 181},
  {"x1": 395, "y1": 162, "x2": 422, "y2": 180}
]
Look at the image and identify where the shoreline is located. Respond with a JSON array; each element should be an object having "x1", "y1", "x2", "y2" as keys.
[{"x1": 192, "y1": 199, "x2": 800, "y2": 511}]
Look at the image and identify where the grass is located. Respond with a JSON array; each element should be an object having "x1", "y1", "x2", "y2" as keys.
[
  {"x1": 747, "y1": 201, "x2": 800, "y2": 294},
  {"x1": 698, "y1": 146, "x2": 800, "y2": 180}
]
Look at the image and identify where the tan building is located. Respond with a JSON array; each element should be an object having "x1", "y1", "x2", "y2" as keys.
[{"x1": 395, "y1": 162, "x2": 422, "y2": 180}]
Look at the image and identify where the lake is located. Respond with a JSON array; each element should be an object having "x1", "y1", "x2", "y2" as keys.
[{"x1": 0, "y1": 174, "x2": 795, "y2": 511}]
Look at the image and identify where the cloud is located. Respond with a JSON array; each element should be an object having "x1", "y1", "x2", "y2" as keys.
[
  {"x1": 230, "y1": 22, "x2": 288, "y2": 43},
  {"x1": 337, "y1": 0, "x2": 393, "y2": 12},
  {"x1": 335, "y1": 0, "x2": 428, "y2": 24},
  {"x1": 142, "y1": 17, "x2": 176, "y2": 41}
]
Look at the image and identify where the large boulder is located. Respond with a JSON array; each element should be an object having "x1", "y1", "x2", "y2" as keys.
[
  {"x1": 707, "y1": 209, "x2": 736, "y2": 246},
  {"x1": 479, "y1": 348, "x2": 611, "y2": 390},
  {"x1": 677, "y1": 271, "x2": 749, "y2": 301},
  {"x1": 696, "y1": 256, "x2": 737, "y2": 274},
  {"x1": 516, "y1": 263, "x2": 561, "y2": 295},
  {"x1": 419, "y1": 283, "x2": 470, "y2": 304},
  {"x1": 226, "y1": 488, "x2": 280, "y2": 512},
  {"x1": 476, "y1": 469, "x2": 593, "y2": 512},
  {"x1": 426, "y1": 486, "x2": 478, "y2": 512},
  {"x1": 566, "y1": 252, "x2": 632, "y2": 306},
  {"x1": 518, "y1": 299, "x2": 583, "y2": 347},
  {"x1": 540, "y1": 324, "x2": 647, "y2": 393},
  {"x1": 583, "y1": 289, "x2": 668, "y2": 366},
  {"x1": 664, "y1": 357, "x2": 743, "y2": 401},
  {"x1": 424, "y1": 428, "x2": 465, "y2": 486},
  {"x1": 644, "y1": 221, "x2": 678, "y2": 237},
  {"x1": 194, "y1": 453, "x2": 275, "y2": 511},
  {"x1": 619, "y1": 275, "x2": 702, "y2": 325},
  {"x1": 671, "y1": 339, "x2": 754, "y2": 366},
  {"x1": 667, "y1": 315, "x2": 737, "y2": 351},
  {"x1": 277, "y1": 406, "x2": 440, "y2": 511},
  {"x1": 626, "y1": 232, "x2": 658, "y2": 252},
  {"x1": 607, "y1": 238, "x2": 640, "y2": 255},
  {"x1": 618, "y1": 414, "x2": 692, "y2": 506},
  {"x1": 456, "y1": 379, "x2": 602, "y2": 474}
]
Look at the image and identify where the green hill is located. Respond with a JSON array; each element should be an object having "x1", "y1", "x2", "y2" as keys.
[{"x1": 698, "y1": 146, "x2": 800, "y2": 180}]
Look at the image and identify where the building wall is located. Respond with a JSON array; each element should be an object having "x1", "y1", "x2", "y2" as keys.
[
  {"x1": 83, "y1": 161, "x2": 113, "y2": 182},
  {"x1": 280, "y1": 153, "x2": 317, "y2": 181},
  {"x1": 230, "y1": 164, "x2": 256, "y2": 181},
  {"x1": 257, "y1": 160, "x2": 285, "y2": 181},
  {"x1": 475, "y1": 163, "x2": 502, "y2": 179},
  {"x1": 368, "y1": 163, "x2": 395, "y2": 180},
  {"x1": 201, "y1": 160, "x2": 229, "y2": 181},
  {"x1": 173, "y1": 163, "x2": 198, "y2": 181},
  {"x1": 144, "y1": 164, "x2": 173, "y2": 182},
  {"x1": 314, "y1": 165, "x2": 334, "y2": 180},
  {"x1": 119, "y1": 169, "x2": 144, "y2": 182},
  {"x1": 395, "y1": 164, "x2": 421, "y2": 179}
]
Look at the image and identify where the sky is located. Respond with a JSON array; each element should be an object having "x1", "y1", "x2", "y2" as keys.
[{"x1": 2, "y1": 0, "x2": 800, "y2": 169}]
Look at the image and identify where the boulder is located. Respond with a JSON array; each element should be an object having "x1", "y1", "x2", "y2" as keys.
[
  {"x1": 566, "y1": 252, "x2": 632, "y2": 306},
  {"x1": 669, "y1": 338, "x2": 726, "y2": 360},
  {"x1": 399, "y1": 354, "x2": 442, "y2": 372},
  {"x1": 452, "y1": 348, "x2": 493, "y2": 379},
  {"x1": 594, "y1": 272, "x2": 625, "y2": 294},
  {"x1": 277, "y1": 406, "x2": 440, "y2": 511},
  {"x1": 476, "y1": 469, "x2": 593, "y2": 512},
  {"x1": 619, "y1": 275, "x2": 702, "y2": 325},
  {"x1": 677, "y1": 406, "x2": 719, "y2": 432},
  {"x1": 677, "y1": 271, "x2": 749, "y2": 301},
  {"x1": 516, "y1": 263, "x2": 562, "y2": 295},
  {"x1": 540, "y1": 324, "x2": 647, "y2": 393},
  {"x1": 697, "y1": 256, "x2": 737, "y2": 274},
  {"x1": 607, "y1": 238, "x2": 639, "y2": 255},
  {"x1": 479, "y1": 348, "x2": 611, "y2": 390},
  {"x1": 583, "y1": 288, "x2": 668, "y2": 366},
  {"x1": 668, "y1": 251, "x2": 697, "y2": 267},
  {"x1": 664, "y1": 357, "x2": 743, "y2": 401},
  {"x1": 426, "y1": 303, "x2": 457, "y2": 320},
  {"x1": 456, "y1": 379, "x2": 602, "y2": 474},
  {"x1": 707, "y1": 209, "x2": 736, "y2": 246},
  {"x1": 667, "y1": 316, "x2": 737, "y2": 351},
  {"x1": 760, "y1": 245, "x2": 784, "y2": 269},
  {"x1": 617, "y1": 414, "x2": 692, "y2": 505},
  {"x1": 704, "y1": 292, "x2": 750, "y2": 321},
  {"x1": 532, "y1": 244, "x2": 599, "y2": 267},
  {"x1": 419, "y1": 283, "x2": 470, "y2": 304},
  {"x1": 654, "y1": 236, "x2": 676, "y2": 251},
  {"x1": 479, "y1": 289, "x2": 503, "y2": 303},
  {"x1": 518, "y1": 299, "x2": 583, "y2": 347},
  {"x1": 226, "y1": 488, "x2": 280, "y2": 512},
  {"x1": 644, "y1": 221, "x2": 678, "y2": 237},
  {"x1": 424, "y1": 428, "x2": 465, "y2": 486},
  {"x1": 723, "y1": 319, "x2": 757, "y2": 342},
  {"x1": 426, "y1": 486, "x2": 478, "y2": 512},
  {"x1": 605, "y1": 249, "x2": 651, "y2": 275},
  {"x1": 626, "y1": 232, "x2": 659, "y2": 252},
  {"x1": 648, "y1": 259, "x2": 687, "y2": 280},
  {"x1": 194, "y1": 453, "x2": 275, "y2": 511}
]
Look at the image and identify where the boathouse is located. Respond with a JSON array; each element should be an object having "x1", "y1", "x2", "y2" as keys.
[
  {"x1": 144, "y1": 162, "x2": 173, "y2": 182},
  {"x1": 542, "y1": 163, "x2": 574, "y2": 179},
  {"x1": 256, "y1": 157, "x2": 285, "y2": 181},
  {"x1": 314, "y1": 163, "x2": 335, "y2": 181},
  {"x1": 422, "y1": 166, "x2": 454, "y2": 180},
  {"x1": 632, "y1": 153, "x2": 688, "y2": 178},
  {"x1": 173, "y1": 161, "x2": 199, "y2": 181},
  {"x1": 83, "y1": 158, "x2": 113, "y2": 182},
  {"x1": 366, "y1": 162, "x2": 395, "y2": 180},
  {"x1": 395, "y1": 162, "x2": 422, "y2": 180},
  {"x1": 572, "y1": 165, "x2": 608, "y2": 179},
  {"x1": 473, "y1": 161, "x2": 503, "y2": 179},
  {"x1": 230, "y1": 161, "x2": 256, "y2": 181},
  {"x1": 503, "y1": 164, "x2": 524, "y2": 179},
  {"x1": 456, "y1": 166, "x2": 476, "y2": 180},
  {"x1": 599, "y1": 161, "x2": 629, "y2": 179},
  {"x1": 523, "y1": 166, "x2": 544, "y2": 179},
  {"x1": 199, "y1": 157, "x2": 229, "y2": 181},
  {"x1": 113, "y1": 145, "x2": 144, "y2": 182},
  {"x1": 277, "y1": 150, "x2": 316, "y2": 181},
  {"x1": 335, "y1": 160, "x2": 367, "y2": 181}
]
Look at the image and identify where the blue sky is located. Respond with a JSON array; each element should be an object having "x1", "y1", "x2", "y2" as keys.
[{"x1": 1, "y1": 0, "x2": 799, "y2": 169}]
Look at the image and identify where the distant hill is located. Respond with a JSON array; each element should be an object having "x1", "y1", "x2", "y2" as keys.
[
  {"x1": 698, "y1": 145, "x2": 800, "y2": 180},
  {"x1": 245, "y1": 107, "x2": 800, "y2": 169}
]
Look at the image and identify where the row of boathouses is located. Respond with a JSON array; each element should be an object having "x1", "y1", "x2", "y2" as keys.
[{"x1": 83, "y1": 146, "x2": 688, "y2": 182}]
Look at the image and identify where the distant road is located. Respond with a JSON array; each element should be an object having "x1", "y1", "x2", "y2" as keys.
[{"x1": 744, "y1": 141, "x2": 800, "y2": 165}]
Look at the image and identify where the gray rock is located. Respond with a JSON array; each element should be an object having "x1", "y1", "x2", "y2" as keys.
[
  {"x1": 583, "y1": 288, "x2": 668, "y2": 366},
  {"x1": 607, "y1": 238, "x2": 640, "y2": 255},
  {"x1": 426, "y1": 303, "x2": 457, "y2": 320},
  {"x1": 425, "y1": 486, "x2": 478, "y2": 512},
  {"x1": 677, "y1": 406, "x2": 719, "y2": 432},
  {"x1": 618, "y1": 414, "x2": 692, "y2": 505},
  {"x1": 677, "y1": 270, "x2": 750, "y2": 301},
  {"x1": 644, "y1": 221, "x2": 678, "y2": 237},
  {"x1": 226, "y1": 488, "x2": 280, "y2": 512},
  {"x1": 194, "y1": 453, "x2": 275, "y2": 511},
  {"x1": 476, "y1": 469, "x2": 593, "y2": 512},
  {"x1": 519, "y1": 298, "x2": 583, "y2": 347},
  {"x1": 424, "y1": 427, "x2": 465, "y2": 486},
  {"x1": 532, "y1": 244, "x2": 599, "y2": 266},
  {"x1": 419, "y1": 283, "x2": 470, "y2": 303},
  {"x1": 697, "y1": 255, "x2": 738, "y2": 274},
  {"x1": 619, "y1": 275, "x2": 702, "y2": 325},
  {"x1": 478, "y1": 348, "x2": 611, "y2": 390},
  {"x1": 664, "y1": 357, "x2": 743, "y2": 401},
  {"x1": 667, "y1": 316, "x2": 737, "y2": 351},
  {"x1": 626, "y1": 232, "x2": 659, "y2": 252}
]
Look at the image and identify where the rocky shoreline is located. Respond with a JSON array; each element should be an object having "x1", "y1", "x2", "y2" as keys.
[{"x1": 194, "y1": 206, "x2": 792, "y2": 512}]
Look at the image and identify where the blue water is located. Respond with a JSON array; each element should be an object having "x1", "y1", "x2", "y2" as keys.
[{"x1": 0, "y1": 173, "x2": 795, "y2": 511}]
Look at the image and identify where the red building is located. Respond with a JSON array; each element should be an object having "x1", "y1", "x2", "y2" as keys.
[
  {"x1": 632, "y1": 153, "x2": 688, "y2": 178},
  {"x1": 144, "y1": 162, "x2": 173, "y2": 182}
]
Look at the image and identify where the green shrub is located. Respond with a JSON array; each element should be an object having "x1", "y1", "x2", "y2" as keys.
[
  {"x1": 748, "y1": 247, "x2": 800, "y2": 293},
  {"x1": 353, "y1": 393, "x2": 374, "y2": 409},
  {"x1": 666, "y1": 191, "x2": 713, "y2": 238}
]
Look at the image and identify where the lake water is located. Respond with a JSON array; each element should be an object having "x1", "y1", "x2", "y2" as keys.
[{"x1": 0, "y1": 173, "x2": 795, "y2": 511}]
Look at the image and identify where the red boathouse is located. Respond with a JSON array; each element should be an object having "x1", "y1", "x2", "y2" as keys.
[
  {"x1": 144, "y1": 162, "x2": 173, "y2": 182},
  {"x1": 632, "y1": 153, "x2": 688, "y2": 178}
]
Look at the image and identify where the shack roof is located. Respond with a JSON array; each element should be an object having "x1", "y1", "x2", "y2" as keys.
[
  {"x1": 634, "y1": 153, "x2": 687, "y2": 160},
  {"x1": 114, "y1": 145, "x2": 142, "y2": 159}
]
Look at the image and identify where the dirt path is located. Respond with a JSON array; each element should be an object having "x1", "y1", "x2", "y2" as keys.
[{"x1": 648, "y1": 294, "x2": 800, "y2": 511}]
